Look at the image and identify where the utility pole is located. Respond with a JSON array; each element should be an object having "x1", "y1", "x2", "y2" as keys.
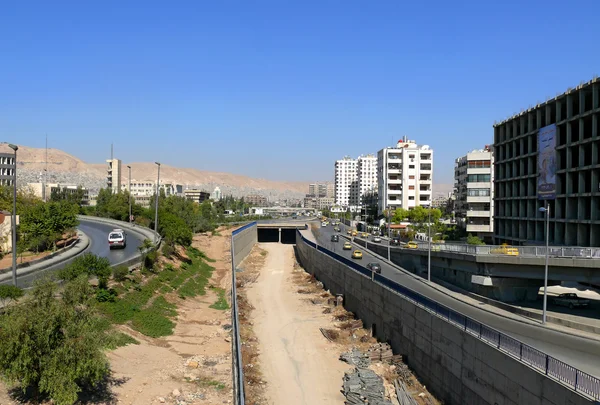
[
  {"x1": 539, "y1": 202, "x2": 550, "y2": 324},
  {"x1": 154, "y1": 162, "x2": 161, "y2": 244},
  {"x1": 8, "y1": 144, "x2": 18, "y2": 286}
]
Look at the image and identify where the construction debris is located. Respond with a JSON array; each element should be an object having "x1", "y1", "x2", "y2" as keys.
[
  {"x1": 343, "y1": 367, "x2": 393, "y2": 405},
  {"x1": 340, "y1": 348, "x2": 371, "y2": 368},
  {"x1": 368, "y1": 342, "x2": 394, "y2": 363},
  {"x1": 394, "y1": 379, "x2": 418, "y2": 405},
  {"x1": 320, "y1": 328, "x2": 340, "y2": 342}
]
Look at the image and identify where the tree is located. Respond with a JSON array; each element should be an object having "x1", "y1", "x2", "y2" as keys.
[
  {"x1": 19, "y1": 200, "x2": 79, "y2": 251},
  {"x1": 0, "y1": 277, "x2": 109, "y2": 405},
  {"x1": 50, "y1": 186, "x2": 86, "y2": 206},
  {"x1": 392, "y1": 208, "x2": 410, "y2": 223},
  {"x1": 467, "y1": 234, "x2": 485, "y2": 245},
  {"x1": 57, "y1": 253, "x2": 111, "y2": 287}
]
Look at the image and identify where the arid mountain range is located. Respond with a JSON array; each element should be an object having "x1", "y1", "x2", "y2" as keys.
[{"x1": 2, "y1": 143, "x2": 453, "y2": 201}]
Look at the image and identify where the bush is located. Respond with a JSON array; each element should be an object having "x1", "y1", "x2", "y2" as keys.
[
  {"x1": 0, "y1": 285, "x2": 24, "y2": 306},
  {"x1": 0, "y1": 278, "x2": 109, "y2": 404},
  {"x1": 162, "y1": 242, "x2": 175, "y2": 258},
  {"x1": 96, "y1": 289, "x2": 117, "y2": 303},
  {"x1": 58, "y1": 253, "x2": 111, "y2": 284},
  {"x1": 144, "y1": 250, "x2": 158, "y2": 270},
  {"x1": 112, "y1": 265, "x2": 129, "y2": 282},
  {"x1": 467, "y1": 234, "x2": 485, "y2": 245}
]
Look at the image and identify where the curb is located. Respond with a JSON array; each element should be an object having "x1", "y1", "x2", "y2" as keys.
[
  {"x1": 0, "y1": 236, "x2": 81, "y2": 274},
  {"x1": 334, "y1": 229, "x2": 600, "y2": 344},
  {"x1": 0, "y1": 230, "x2": 90, "y2": 283}
]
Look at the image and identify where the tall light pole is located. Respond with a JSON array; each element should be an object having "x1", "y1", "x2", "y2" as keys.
[
  {"x1": 539, "y1": 202, "x2": 550, "y2": 324},
  {"x1": 154, "y1": 162, "x2": 161, "y2": 244},
  {"x1": 427, "y1": 205, "x2": 431, "y2": 282},
  {"x1": 8, "y1": 144, "x2": 18, "y2": 287},
  {"x1": 387, "y1": 205, "x2": 391, "y2": 261},
  {"x1": 127, "y1": 165, "x2": 132, "y2": 224}
]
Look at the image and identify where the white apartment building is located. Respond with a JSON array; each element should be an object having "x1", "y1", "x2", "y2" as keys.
[
  {"x1": 377, "y1": 137, "x2": 433, "y2": 214},
  {"x1": 334, "y1": 156, "x2": 359, "y2": 208},
  {"x1": 357, "y1": 154, "x2": 377, "y2": 202},
  {"x1": 106, "y1": 158, "x2": 122, "y2": 194},
  {"x1": 122, "y1": 180, "x2": 181, "y2": 208},
  {"x1": 454, "y1": 146, "x2": 494, "y2": 242}
]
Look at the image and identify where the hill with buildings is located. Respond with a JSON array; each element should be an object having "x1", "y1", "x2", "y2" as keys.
[{"x1": 2, "y1": 144, "x2": 308, "y2": 201}]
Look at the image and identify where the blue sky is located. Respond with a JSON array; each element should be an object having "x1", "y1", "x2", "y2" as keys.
[{"x1": 1, "y1": 0, "x2": 598, "y2": 184}]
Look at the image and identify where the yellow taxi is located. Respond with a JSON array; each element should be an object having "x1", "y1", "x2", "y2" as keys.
[
  {"x1": 361, "y1": 232, "x2": 369, "y2": 238},
  {"x1": 404, "y1": 241, "x2": 419, "y2": 249},
  {"x1": 352, "y1": 250, "x2": 363, "y2": 259},
  {"x1": 347, "y1": 229, "x2": 353, "y2": 235},
  {"x1": 343, "y1": 242, "x2": 352, "y2": 250},
  {"x1": 490, "y1": 243, "x2": 519, "y2": 256},
  {"x1": 351, "y1": 230, "x2": 358, "y2": 236}
]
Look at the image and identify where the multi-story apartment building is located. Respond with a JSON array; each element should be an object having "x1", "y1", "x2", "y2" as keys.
[
  {"x1": 122, "y1": 180, "x2": 181, "y2": 208},
  {"x1": 454, "y1": 146, "x2": 494, "y2": 242},
  {"x1": 334, "y1": 156, "x2": 359, "y2": 208},
  {"x1": 303, "y1": 196, "x2": 335, "y2": 210},
  {"x1": 493, "y1": 77, "x2": 600, "y2": 246},
  {"x1": 377, "y1": 137, "x2": 433, "y2": 214},
  {"x1": 357, "y1": 154, "x2": 378, "y2": 204},
  {"x1": 27, "y1": 183, "x2": 91, "y2": 206},
  {"x1": 309, "y1": 183, "x2": 335, "y2": 198},
  {"x1": 245, "y1": 194, "x2": 268, "y2": 206},
  {"x1": 184, "y1": 189, "x2": 211, "y2": 204},
  {"x1": 106, "y1": 158, "x2": 122, "y2": 194},
  {"x1": 0, "y1": 153, "x2": 15, "y2": 187}
]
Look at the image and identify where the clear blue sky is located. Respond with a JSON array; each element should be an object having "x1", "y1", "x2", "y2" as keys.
[{"x1": 1, "y1": 0, "x2": 598, "y2": 184}]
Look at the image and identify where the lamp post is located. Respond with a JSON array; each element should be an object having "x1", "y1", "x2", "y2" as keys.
[
  {"x1": 127, "y1": 165, "x2": 132, "y2": 224},
  {"x1": 428, "y1": 205, "x2": 431, "y2": 282},
  {"x1": 387, "y1": 206, "x2": 391, "y2": 261},
  {"x1": 8, "y1": 144, "x2": 18, "y2": 287},
  {"x1": 539, "y1": 202, "x2": 550, "y2": 325},
  {"x1": 154, "y1": 162, "x2": 161, "y2": 244}
]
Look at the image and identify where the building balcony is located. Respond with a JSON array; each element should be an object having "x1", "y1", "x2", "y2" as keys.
[
  {"x1": 466, "y1": 224, "x2": 492, "y2": 233},
  {"x1": 387, "y1": 189, "x2": 402, "y2": 195},
  {"x1": 420, "y1": 166, "x2": 432, "y2": 172},
  {"x1": 466, "y1": 210, "x2": 491, "y2": 217},
  {"x1": 387, "y1": 168, "x2": 401, "y2": 174},
  {"x1": 387, "y1": 178, "x2": 402, "y2": 184},
  {"x1": 467, "y1": 182, "x2": 491, "y2": 189},
  {"x1": 467, "y1": 196, "x2": 491, "y2": 203}
]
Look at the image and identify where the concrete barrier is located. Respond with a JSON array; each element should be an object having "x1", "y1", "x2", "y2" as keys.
[
  {"x1": 296, "y1": 230, "x2": 598, "y2": 405},
  {"x1": 232, "y1": 222, "x2": 257, "y2": 269},
  {"x1": 78, "y1": 215, "x2": 160, "y2": 246}
]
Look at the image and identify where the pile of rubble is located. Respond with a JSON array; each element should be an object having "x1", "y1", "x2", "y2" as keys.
[
  {"x1": 339, "y1": 348, "x2": 371, "y2": 368},
  {"x1": 343, "y1": 367, "x2": 393, "y2": 405}
]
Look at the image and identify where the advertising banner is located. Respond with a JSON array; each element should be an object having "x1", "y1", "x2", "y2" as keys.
[{"x1": 538, "y1": 124, "x2": 557, "y2": 200}]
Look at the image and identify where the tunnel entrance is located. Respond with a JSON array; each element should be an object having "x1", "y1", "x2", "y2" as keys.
[{"x1": 257, "y1": 227, "x2": 298, "y2": 244}]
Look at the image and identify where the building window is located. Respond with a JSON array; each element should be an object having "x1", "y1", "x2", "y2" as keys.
[
  {"x1": 467, "y1": 160, "x2": 491, "y2": 168},
  {"x1": 468, "y1": 174, "x2": 491, "y2": 182},
  {"x1": 409, "y1": 165, "x2": 415, "y2": 169},
  {"x1": 409, "y1": 175, "x2": 415, "y2": 179},
  {"x1": 409, "y1": 196, "x2": 415, "y2": 200},
  {"x1": 409, "y1": 185, "x2": 415, "y2": 190},
  {"x1": 467, "y1": 189, "x2": 491, "y2": 196}
]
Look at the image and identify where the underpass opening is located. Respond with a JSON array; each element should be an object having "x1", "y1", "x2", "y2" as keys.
[
  {"x1": 280, "y1": 228, "x2": 296, "y2": 244},
  {"x1": 257, "y1": 228, "x2": 279, "y2": 243}
]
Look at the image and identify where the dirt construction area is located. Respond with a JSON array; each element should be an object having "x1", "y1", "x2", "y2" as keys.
[{"x1": 239, "y1": 243, "x2": 438, "y2": 405}]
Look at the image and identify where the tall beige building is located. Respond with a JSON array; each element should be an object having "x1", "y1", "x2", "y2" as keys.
[{"x1": 106, "y1": 158, "x2": 122, "y2": 194}]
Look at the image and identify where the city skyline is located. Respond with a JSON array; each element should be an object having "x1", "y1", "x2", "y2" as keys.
[{"x1": 2, "y1": 1, "x2": 599, "y2": 184}]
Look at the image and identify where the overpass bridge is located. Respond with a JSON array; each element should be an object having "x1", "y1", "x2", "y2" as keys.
[{"x1": 256, "y1": 221, "x2": 307, "y2": 243}]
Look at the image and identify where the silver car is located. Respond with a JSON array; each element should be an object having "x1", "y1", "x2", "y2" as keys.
[{"x1": 108, "y1": 229, "x2": 127, "y2": 249}]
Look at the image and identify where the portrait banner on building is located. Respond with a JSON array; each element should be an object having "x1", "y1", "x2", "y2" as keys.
[{"x1": 537, "y1": 124, "x2": 557, "y2": 200}]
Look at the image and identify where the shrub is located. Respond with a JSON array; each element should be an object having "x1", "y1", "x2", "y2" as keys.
[
  {"x1": 467, "y1": 234, "x2": 485, "y2": 245},
  {"x1": 162, "y1": 242, "x2": 175, "y2": 258},
  {"x1": 112, "y1": 265, "x2": 129, "y2": 282},
  {"x1": 96, "y1": 289, "x2": 117, "y2": 303},
  {"x1": 0, "y1": 285, "x2": 24, "y2": 307}
]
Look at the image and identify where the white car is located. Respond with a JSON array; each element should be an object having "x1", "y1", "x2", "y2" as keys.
[{"x1": 108, "y1": 229, "x2": 127, "y2": 249}]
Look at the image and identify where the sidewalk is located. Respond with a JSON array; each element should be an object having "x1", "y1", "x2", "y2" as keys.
[{"x1": 0, "y1": 230, "x2": 90, "y2": 285}]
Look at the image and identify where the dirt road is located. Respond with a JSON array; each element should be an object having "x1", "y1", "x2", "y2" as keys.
[{"x1": 246, "y1": 243, "x2": 347, "y2": 405}]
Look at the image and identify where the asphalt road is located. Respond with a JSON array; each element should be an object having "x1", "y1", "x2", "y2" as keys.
[
  {"x1": 9, "y1": 218, "x2": 145, "y2": 288},
  {"x1": 313, "y1": 222, "x2": 600, "y2": 378}
]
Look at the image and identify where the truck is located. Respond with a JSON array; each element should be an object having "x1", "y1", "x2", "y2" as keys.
[{"x1": 551, "y1": 293, "x2": 590, "y2": 309}]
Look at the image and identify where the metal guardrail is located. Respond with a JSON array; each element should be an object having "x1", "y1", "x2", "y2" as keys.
[
  {"x1": 410, "y1": 241, "x2": 600, "y2": 259},
  {"x1": 297, "y1": 230, "x2": 600, "y2": 401},
  {"x1": 231, "y1": 221, "x2": 256, "y2": 405}
]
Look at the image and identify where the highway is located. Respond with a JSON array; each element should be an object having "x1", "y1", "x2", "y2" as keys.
[
  {"x1": 312, "y1": 221, "x2": 600, "y2": 378},
  {"x1": 7, "y1": 218, "x2": 145, "y2": 288}
]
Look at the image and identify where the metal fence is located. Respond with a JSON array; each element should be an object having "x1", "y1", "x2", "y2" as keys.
[
  {"x1": 231, "y1": 222, "x2": 257, "y2": 405},
  {"x1": 411, "y1": 241, "x2": 600, "y2": 259},
  {"x1": 297, "y1": 230, "x2": 600, "y2": 401}
]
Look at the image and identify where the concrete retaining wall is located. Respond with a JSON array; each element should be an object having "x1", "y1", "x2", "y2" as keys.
[
  {"x1": 232, "y1": 222, "x2": 257, "y2": 268},
  {"x1": 296, "y1": 232, "x2": 595, "y2": 405}
]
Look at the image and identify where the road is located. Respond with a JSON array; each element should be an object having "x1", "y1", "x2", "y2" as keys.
[
  {"x1": 313, "y1": 222, "x2": 600, "y2": 378},
  {"x1": 7, "y1": 218, "x2": 145, "y2": 288}
]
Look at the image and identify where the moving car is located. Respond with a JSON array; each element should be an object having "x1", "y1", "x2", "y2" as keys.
[
  {"x1": 372, "y1": 236, "x2": 382, "y2": 243},
  {"x1": 352, "y1": 250, "x2": 363, "y2": 259},
  {"x1": 343, "y1": 242, "x2": 352, "y2": 250},
  {"x1": 321, "y1": 222, "x2": 328, "y2": 227},
  {"x1": 390, "y1": 237, "x2": 401, "y2": 246},
  {"x1": 490, "y1": 243, "x2": 519, "y2": 256},
  {"x1": 108, "y1": 229, "x2": 127, "y2": 249},
  {"x1": 334, "y1": 226, "x2": 341, "y2": 232},
  {"x1": 351, "y1": 230, "x2": 358, "y2": 236},
  {"x1": 361, "y1": 232, "x2": 369, "y2": 238},
  {"x1": 404, "y1": 241, "x2": 419, "y2": 249},
  {"x1": 366, "y1": 262, "x2": 381, "y2": 274},
  {"x1": 331, "y1": 234, "x2": 340, "y2": 242},
  {"x1": 551, "y1": 293, "x2": 590, "y2": 309}
]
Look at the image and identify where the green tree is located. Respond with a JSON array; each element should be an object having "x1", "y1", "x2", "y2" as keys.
[
  {"x1": 57, "y1": 253, "x2": 111, "y2": 287},
  {"x1": 467, "y1": 234, "x2": 485, "y2": 245},
  {"x1": 0, "y1": 277, "x2": 109, "y2": 405},
  {"x1": 19, "y1": 200, "x2": 79, "y2": 251},
  {"x1": 392, "y1": 208, "x2": 410, "y2": 223},
  {"x1": 50, "y1": 186, "x2": 86, "y2": 206}
]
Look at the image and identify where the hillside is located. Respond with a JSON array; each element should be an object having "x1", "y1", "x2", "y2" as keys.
[{"x1": 2, "y1": 143, "x2": 309, "y2": 200}]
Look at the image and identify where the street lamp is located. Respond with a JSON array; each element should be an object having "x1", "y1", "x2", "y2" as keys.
[
  {"x1": 154, "y1": 162, "x2": 161, "y2": 244},
  {"x1": 8, "y1": 144, "x2": 18, "y2": 287},
  {"x1": 539, "y1": 202, "x2": 550, "y2": 324},
  {"x1": 127, "y1": 165, "x2": 132, "y2": 224},
  {"x1": 428, "y1": 205, "x2": 431, "y2": 282}
]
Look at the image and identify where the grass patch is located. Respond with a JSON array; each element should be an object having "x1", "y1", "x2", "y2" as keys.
[
  {"x1": 105, "y1": 332, "x2": 140, "y2": 350},
  {"x1": 130, "y1": 296, "x2": 177, "y2": 338},
  {"x1": 197, "y1": 378, "x2": 226, "y2": 390},
  {"x1": 187, "y1": 246, "x2": 216, "y2": 263},
  {"x1": 209, "y1": 286, "x2": 229, "y2": 310}
]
